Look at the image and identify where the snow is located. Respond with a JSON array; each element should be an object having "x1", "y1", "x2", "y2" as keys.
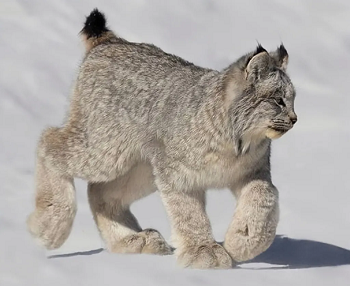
[{"x1": 1, "y1": 0, "x2": 350, "y2": 285}]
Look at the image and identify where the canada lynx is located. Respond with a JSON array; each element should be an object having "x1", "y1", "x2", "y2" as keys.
[{"x1": 27, "y1": 9, "x2": 297, "y2": 269}]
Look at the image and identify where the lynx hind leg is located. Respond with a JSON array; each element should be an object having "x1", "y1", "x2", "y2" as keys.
[
  {"x1": 224, "y1": 180, "x2": 279, "y2": 262},
  {"x1": 88, "y1": 163, "x2": 173, "y2": 255},
  {"x1": 27, "y1": 127, "x2": 77, "y2": 249}
]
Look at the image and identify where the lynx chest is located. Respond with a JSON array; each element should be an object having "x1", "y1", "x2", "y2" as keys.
[{"x1": 179, "y1": 144, "x2": 269, "y2": 191}]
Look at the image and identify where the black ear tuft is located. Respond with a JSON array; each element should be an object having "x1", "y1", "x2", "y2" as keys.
[
  {"x1": 244, "y1": 44, "x2": 268, "y2": 68},
  {"x1": 278, "y1": 44, "x2": 288, "y2": 59},
  {"x1": 255, "y1": 44, "x2": 268, "y2": 55},
  {"x1": 81, "y1": 8, "x2": 109, "y2": 39},
  {"x1": 271, "y1": 43, "x2": 289, "y2": 71}
]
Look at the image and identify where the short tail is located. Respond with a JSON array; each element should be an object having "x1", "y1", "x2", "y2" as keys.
[{"x1": 80, "y1": 8, "x2": 117, "y2": 52}]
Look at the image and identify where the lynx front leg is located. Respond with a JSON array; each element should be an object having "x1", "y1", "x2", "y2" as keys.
[
  {"x1": 88, "y1": 163, "x2": 172, "y2": 255},
  {"x1": 224, "y1": 180, "x2": 279, "y2": 262},
  {"x1": 160, "y1": 189, "x2": 233, "y2": 269}
]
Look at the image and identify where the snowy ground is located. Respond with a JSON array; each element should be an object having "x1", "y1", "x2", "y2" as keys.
[{"x1": 1, "y1": 0, "x2": 350, "y2": 285}]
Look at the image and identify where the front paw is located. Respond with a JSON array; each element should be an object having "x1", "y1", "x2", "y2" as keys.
[
  {"x1": 176, "y1": 243, "x2": 234, "y2": 269},
  {"x1": 224, "y1": 229, "x2": 276, "y2": 262}
]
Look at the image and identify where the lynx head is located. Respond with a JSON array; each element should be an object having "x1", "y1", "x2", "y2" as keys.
[{"x1": 225, "y1": 44, "x2": 297, "y2": 148}]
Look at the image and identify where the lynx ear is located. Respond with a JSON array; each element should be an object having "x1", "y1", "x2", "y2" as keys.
[
  {"x1": 245, "y1": 45, "x2": 271, "y2": 81},
  {"x1": 272, "y1": 44, "x2": 289, "y2": 71}
]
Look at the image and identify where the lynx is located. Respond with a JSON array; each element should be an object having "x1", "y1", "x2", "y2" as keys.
[{"x1": 27, "y1": 9, "x2": 297, "y2": 269}]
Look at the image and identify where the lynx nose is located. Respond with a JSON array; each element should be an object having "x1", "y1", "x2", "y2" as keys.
[{"x1": 289, "y1": 114, "x2": 298, "y2": 125}]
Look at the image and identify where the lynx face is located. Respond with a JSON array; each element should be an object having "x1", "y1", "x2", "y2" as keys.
[
  {"x1": 253, "y1": 69, "x2": 297, "y2": 139},
  {"x1": 230, "y1": 45, "x2": 297, "y2": 141}
]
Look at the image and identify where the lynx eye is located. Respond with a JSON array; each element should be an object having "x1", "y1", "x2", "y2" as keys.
[{"x1": 275, "y1": 97, "x2": 286, "y2": 107}]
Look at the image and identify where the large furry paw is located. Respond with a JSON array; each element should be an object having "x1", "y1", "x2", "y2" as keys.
[
  {"x1": 27, "y1": 206, "x2": 76, "y2": 250},
  {"x1": 176, "y1": 243, "x2": 234, "y2": 269},
  {"x1": 110, "y1": 229, "x2": 173, "y2": 255},
  {"x1": 224, "y1": 228, "x2": 276, "y2": 262}
]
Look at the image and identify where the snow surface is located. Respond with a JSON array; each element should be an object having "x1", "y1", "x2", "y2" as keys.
[{"x1": 1, "y1": 0, "x2": 350, "y2": 285}]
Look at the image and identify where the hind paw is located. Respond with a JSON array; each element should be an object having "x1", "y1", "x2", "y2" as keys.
[{"x1": 109, "y1": 229, "x2": 173, "y2": 255}]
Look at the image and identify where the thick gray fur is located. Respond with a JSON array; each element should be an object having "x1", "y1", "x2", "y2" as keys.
[{"x1": 27, "y1": 10, "x2": 297, "y2": 269}]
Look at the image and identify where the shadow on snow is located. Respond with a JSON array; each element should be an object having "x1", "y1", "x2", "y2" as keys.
[
  {"x1": 48, "y1": 248, "x2": 104, "y2": 259},
  {"x1": 48, "y1": 235, "x2": 350, "y2": 269},
  {"x1": 243, "y1": 235, "x2": 350, "y2": 269}
]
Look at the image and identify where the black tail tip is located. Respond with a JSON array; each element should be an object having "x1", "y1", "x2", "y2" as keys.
[{"x1": 81, "y1": 8, "x2": 109, "y2": 39}]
